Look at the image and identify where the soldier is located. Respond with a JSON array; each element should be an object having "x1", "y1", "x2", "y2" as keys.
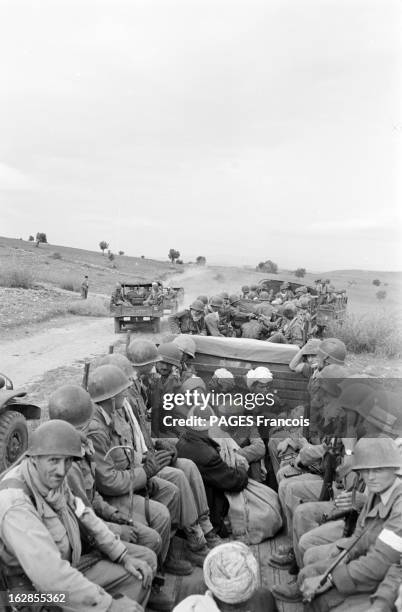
[
  {"x1": 172, "y1": 334, "x2": 198, "y2": 378},
  {"x1": 112, "y1": 347, "x2": 223, "y2": 560},
  {"x1": 299, "y1": 437, "x2": 402, "y2": 611},
  {"x1": 0, "y1": 420, "x2": 152, "y2": 612},
  {"x1": 81, "y1": 275, "x2": 89, "y2": 299},
  {"x1": 169, "y1": 300, "x2": 207, "y2": 335},
  {"x1": 205, "y1": 296, "x2": 226, "y2": 336},
  {"x1": 110, "y1": 282, "x2": 125, "y2": 307},
  {"x1": 268, "y1": 303, "x2": 304, "y2": 346},
  {"x1": 227, "y1": 294, "x2": 256, "y2": 337},
  {"x1": 177, "y1": 405, "x2": 249, "y2": 536},
  {"x1": 47, "y1": 385, "x2": 173, "y2": 611},
  {"x1": 86, "y1": 364, "x2": 192, "y2": 576},
  {"x1": 241, "y1": 285, "x2": 250, "y2": 299},
  {"x1": 144, "y1": 282, "x2": 163, "y2": 306}
]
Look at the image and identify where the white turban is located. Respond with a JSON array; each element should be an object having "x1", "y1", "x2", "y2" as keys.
[
  {"x1": 213, "y1": 368, "x2": 234, "y2": 379},
  {"x1": 246, "y1": 366, "x2": 273, "y2": 389},
  {"x1": 203, "y1": 542, "x2": 259, "y2": 604},
  {"x1": 173, "y1": 592, "x2": 220, "y2": 612}
]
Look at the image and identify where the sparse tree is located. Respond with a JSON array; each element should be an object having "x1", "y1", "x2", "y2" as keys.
[
  {"x1": 28, "y1": 235, "x2": 34, "y2": 241},
  {"x1": 372, "y1": 279, "x2": 381, "y2": 286},
  {"x1": 256, "y1": 260, "x2": 278, "y2": 274},
  {"x1": 196, "y1": 256, "x2": 206, "y2": 266},
  {"x1": 295, "y1": 268, "x2": 306, "y2": 278},
  {"x1": 35, "y1": 232, "x2": 47, "y2": 246},
  {"x1": 168, "y1": 248, "x2": 180, "y2": 263},
  {"x1": 376, "y1": 290, "x2": 387, "y2": 300},
  {"x1": 118, "y1": 250, "x2": 125, "y2": 256},
  {"x1": 176, "y1": 259, "x2": 183, "y2": 265},
  {"x1": 99, "y1": 241, "x2": 109, "y2": 255},
  {"x1": 141, "y1": 255, "x2": 145, "y2": 259}
]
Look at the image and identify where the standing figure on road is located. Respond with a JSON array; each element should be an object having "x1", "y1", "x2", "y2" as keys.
[{"x1": 81, "y1": 275, "x2": 89, "y2": 299}]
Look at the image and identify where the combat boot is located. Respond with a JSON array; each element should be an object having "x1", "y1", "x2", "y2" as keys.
[
  {"x1": 164, "y1": 540, "x2": 193, "y2": 575},
  {"x1": 148, "y1": 584, "x2": 175, "y2": 612},
  {"x1": 204, "y1": 529, "x2": 223, "y2": 549},
  {"x1": 268, "y1": 544, "x2": 295, "y2": 569}
]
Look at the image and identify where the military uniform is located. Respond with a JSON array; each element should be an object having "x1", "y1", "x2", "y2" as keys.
[
  {"x1": 169, "y1": 310, "x2": 207, "y2": 335},
  {"x1": 87, "y1": 404, "x2": 176, "y2": 565},
  {"x1": 0, "y1": 461, "x2": 150, "y2": 611},
  {"x1": 303, "y1": 479, "x2": 402, "y2": 612}
]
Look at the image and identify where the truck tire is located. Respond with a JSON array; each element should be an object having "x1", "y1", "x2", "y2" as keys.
[
  {"x1": 114, "y1": 318, "x2": 122, "y2": 333},
  {"x1": 0, "y1": 410, "x2": 29, "y2": 472}
]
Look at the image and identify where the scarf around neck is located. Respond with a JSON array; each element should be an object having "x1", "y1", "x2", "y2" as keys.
[{"x1": 21, "y1": 458, "x2": 82, "y2": 566}]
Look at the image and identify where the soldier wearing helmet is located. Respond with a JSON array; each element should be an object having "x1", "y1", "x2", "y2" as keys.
[
  {"x1": 297, "y1": 437, "x2": 402, "y2": 610},
  {"x1": 227, "y1": 294, "x2": 257, "y2": 337},
  {"x1": 173, "y1": 335, "x2": 197, "y2": 378},
  {"x1": 241, "y1": 285, "x2": 250, "y2": 299},
  {"x1": 106, "y1": 342, "x2": 223, "y2": 565},
  {"x1": 205, "y1": 296, "x2": 228, "y2": 337},
  {"x1": 268, "y1": 302, "x2": 304, "y2": 346},
  {"x1": 85, "y1": 364, "x2": 195, "y2": 577},
  {"x1": 168, "y1": 300, "x2": 207, "y2": 336},
  {"x1": 0, "y1": 420, "x2": 152, "y2": 612},
  {"x1": 144, "y1": 282, "x2": 163, "y2": 306}
]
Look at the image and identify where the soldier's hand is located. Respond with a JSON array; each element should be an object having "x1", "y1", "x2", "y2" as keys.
[
  {"x1": 143, "y1": 453, "x2": 160, "y2": 478},
  {"x1": 112, "y1": 510, "x2": 133, "y2": 525},
  {"x1": 300, "y1": 575, "x2": 331, "y2": 602},
  {"x1": 155, "y1": 449, "x2": 173, "y2": 469},
  {"x1": 119, "y1": 524, "x2": 139, "y2": 543},
  {"x1": 110, "y1": 594, "x2": 144, "y2": 612},
  {"x1": 122, "y1": 557, "x2": 153, "y2": 589},
  {"x1": 334, "y1": 491, "x2": 353, "y2": 511}
]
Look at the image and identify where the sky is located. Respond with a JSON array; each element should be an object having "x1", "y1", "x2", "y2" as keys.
[{"x1": 0, "y1": 0, "x2": 401, "y2": 271}]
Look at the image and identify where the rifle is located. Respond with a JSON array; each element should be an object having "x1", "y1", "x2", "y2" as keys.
[
  {"x1": 319, "y1": 438, "x2": 344, "y2": 502},
  {"x1": 82, "y1": 361, "x2": 90, "y2": 391}
]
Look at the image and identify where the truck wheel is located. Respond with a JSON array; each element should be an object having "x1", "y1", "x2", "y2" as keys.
[
  {"x1": 0, "y1": 410, "x2": 29, "y2": 472},
  {"x1": 114, "y1": 318, "x2": 121, "y2": 333}
]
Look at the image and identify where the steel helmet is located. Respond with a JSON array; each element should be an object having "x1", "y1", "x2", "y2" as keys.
[
  {"x1": 27, "y1": 420, "x2": 82, "y2": 458},
  {"x1": 127, "y1": 339, "x2": 160, "y2": 366},
  {"x1": 282, "y1": 303, "x2": 297, "y2": 318},
  {"x1": 88, "y1": 365, "x2": 131, "y2": 403},
  {"x1": 352, "y1": 437, "x2": 402, "y2": 471},
  {"x1": 250, "y1": 284, "x2": 258, "y2": 291},
  {"x1": 229, "y1": 294, "x2": 240, "y2": 305},
  {"x1": 48, "y1": 385, "x2": 94, "y2": 427},
  {"x1": 173, "y1": 335, "x2": 196, "y2": 358},
  {"x1": 241, "y1": 285, "x2": 250, "y2": 293},
  {"x1": 259, "y1": 291, "x2": 269, "y2": 300},
  {"x1": 300, "y1": 339, "x2": 321, "y2": 356},
  {"x1": 209, "y1": 296, "x2": 224, "y2": 308},
  {"x1": 190, "y1": 299, "x2": 205, "y2": 313},
  {"x1": 219, "y1": 291, "x2": 229, "y2": 300},
  {"x1": 281, "y1": 282, "x2": 290, "y2": 289},
  {"x1": 97, "y1": 353, "x2": 133, "y2": 379},
  {"x1": 297, "y1": 297, "x2": 310, "y2": 309},
  {"x1": 157, "y1": 342, "x2": 182, "y2": 367},
  {"x1": 196, "y1": 295, "x2": 208, "y2": 305},
  {"x1": 318, "y1": 338, "x2": 347, "y2": 365}
]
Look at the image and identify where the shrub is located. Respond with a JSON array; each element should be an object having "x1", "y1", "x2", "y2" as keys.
[
  {"x1": 67, "y1": 296, "x2": 109, "y2": 317},
  {"x1": 196, "y1": 256, "x2": 206, "y2": 265},
  {"x1": 118, "y1": 251, "x2": 125, "y2": 256},
  {"x1": 59, "y1": 278, "x2": 80, "y2": 292},
  {"x1": 108, "y1": 252, "x2": 115, "y2": 261},
  {"x1": 256, "y1": 260, "x2": 278, "y2": 273},
  {"x1": 28, "y1": 235, "x2": 34, "y2": 241},
  {"x1": 295, "y1": 268, "x2": 306, "y2": 278},
  {"x1": 376, "y1": 290, "x2": 387, "y2": 300},
  {"x1": 326, "y1": 311, "x2": 402, "y2": 358},
  {"x1": 50, "y1": 252, "x2": 62, "y2": 260},
  {"x1": 0, "y1": 265, "x2": 35, "y2": 289},
  {"x1": 372, "y1": 279, "x2": 381, "y2": 286},
  {"x1": 36, "y1": 232, "x2": 47, "y2": 244}
]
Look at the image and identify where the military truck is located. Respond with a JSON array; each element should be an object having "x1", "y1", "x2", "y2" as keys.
[
  {"x1": 0, "y1": 373, "x2": 41, "y2": 472},
  {"x1": 110, "y1": 282, "x2": 164, "y2": 333}
]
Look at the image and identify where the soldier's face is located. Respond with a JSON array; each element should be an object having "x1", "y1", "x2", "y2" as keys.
[
  {"x1": 360, "y1": 467, "x2": 397, "y2": 494},
  {"x1": 156, "y1": 361, "x2": 172, "y2": 377},
  {"x1": 190, "y1": 310, "x2": 203, "y2": 321},
  {"x1": 34, "y1": 455, "x2": 73, "y2": 490},
  {"x1": 113, "y1": 390, "x2": 128, "y2": 410}
]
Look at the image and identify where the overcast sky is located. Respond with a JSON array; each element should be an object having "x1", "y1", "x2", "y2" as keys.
[{"x1": 1, "y1": 0, "x2": 401, "y2": 271}]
